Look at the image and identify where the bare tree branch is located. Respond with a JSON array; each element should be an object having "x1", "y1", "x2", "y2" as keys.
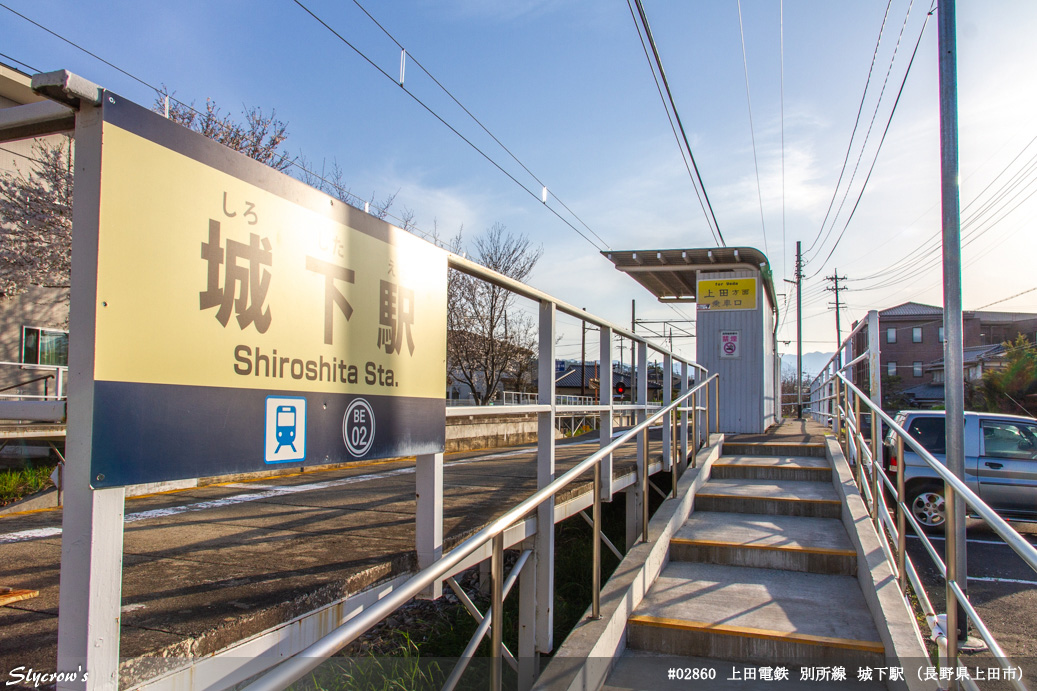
[{"x1": 447, "y1": 223, "x2": 542, "y2": 405}]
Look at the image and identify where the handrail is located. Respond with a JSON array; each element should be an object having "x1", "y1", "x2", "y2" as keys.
[
  {"x1": 808, "y1": 317, "x2": 870, "y2": 389},
  {"x1": 835, "y1": 372, "x2": 1036, "y2": 689},
  {"x1": 448, "y1": 252, "x2": 708, "y2": 372},
  {"x1": 0, "y1": 373, "x2": 55, "y2": 394},
  {"x1": 243, "y1": 374, "x2": 718, "y2": 691},
  {"x1": 838, "y1": 374, "x2": 1037, "y2": 571}
]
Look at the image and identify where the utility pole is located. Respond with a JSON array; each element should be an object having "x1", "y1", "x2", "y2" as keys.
[
  {"x1": 580, "y1": 311, "x2": 587, "y2": 397},
  {"x1": 938, "y1": 0, "x2": 970, "y2": 657},
  {"x1": 796, "y1": 241, "x2": 803, "y2": 418},
  {"x1": 825, "y1": 270, "x2": 847, "y2": 352}
]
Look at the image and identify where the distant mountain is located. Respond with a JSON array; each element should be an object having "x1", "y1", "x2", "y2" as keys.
[{"x1": 781, "y1": 352, "x2": 836, "y2": 380}]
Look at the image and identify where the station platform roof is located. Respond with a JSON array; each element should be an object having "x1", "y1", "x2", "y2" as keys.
[{"x1": 602, "y1": 247, "x2": 778, "y2": 314}]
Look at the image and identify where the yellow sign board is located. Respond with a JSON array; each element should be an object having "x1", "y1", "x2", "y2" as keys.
[
  {"x1": 696, "y1": 277, "x2": 758, "y2": 311},
  {"x1": 94, "y1": 123, "x2": 446, "y2": 398},
  {"x1": 86, "y1": 96, "x2": 447, "y2": 486}
]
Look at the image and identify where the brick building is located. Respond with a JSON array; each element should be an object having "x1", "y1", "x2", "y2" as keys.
[{"x1": 852, "y1": 301, "x2": 1037, "y2": 405}]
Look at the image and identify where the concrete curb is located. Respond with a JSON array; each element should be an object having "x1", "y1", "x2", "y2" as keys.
[
  {"x1": 533, "y1": 435, "x2": 725, "y2": 691},
  {"x1": 826, "y1": 437, "x2": 938, "y2": 691},
  {"x1": 0, "y1": 487, "x2": 59, "y2": 515}
]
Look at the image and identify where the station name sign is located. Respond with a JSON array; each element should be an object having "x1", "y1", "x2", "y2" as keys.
[{"x1": 86, "y1": 96, "x2": 447, "y2": 487}]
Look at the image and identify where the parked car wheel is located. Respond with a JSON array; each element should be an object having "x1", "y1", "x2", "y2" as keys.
[{"x1": 907, "y1": 482, "x2": 946, "y2": 533}]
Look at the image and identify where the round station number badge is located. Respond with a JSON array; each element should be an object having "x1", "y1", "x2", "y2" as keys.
[{"x1": 343, "y1": 398, "x2": 376, "y2": 457}]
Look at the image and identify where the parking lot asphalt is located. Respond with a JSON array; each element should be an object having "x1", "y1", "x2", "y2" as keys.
[
  {"x1": 905, "y1": 520, "x2": 1037, "y2": 689},
  {"x1": 0, "y1": 433, "x2": 653, "y2": 686}
]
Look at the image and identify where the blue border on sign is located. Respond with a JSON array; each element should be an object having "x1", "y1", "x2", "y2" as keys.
[{"x1": 264, "y1": 395, "x2": 307, "y2": 464}]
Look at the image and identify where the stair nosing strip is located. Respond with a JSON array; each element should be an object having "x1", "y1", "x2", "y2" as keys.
[
  {"x1": 724, "y1": 442, "x2": 828, "y2": 448},
  {"x1": 670, "y1": 537, "x2": 856, "y2": 557},
  {"x1": 628, "y1": 615, "x2": 884, "y2": 653},
  {"x1": 714, "y1": 463, "x2": 830, "y2": 470},
  {"x1": 697, "y1": 492, "x2": 842, "y2": 505}
]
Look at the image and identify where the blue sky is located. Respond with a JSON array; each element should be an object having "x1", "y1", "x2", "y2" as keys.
[{"x1": 4, "y1": 0, "x2": 1036, "y2": 365}]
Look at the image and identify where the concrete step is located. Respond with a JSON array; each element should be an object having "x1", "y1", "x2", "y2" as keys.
[
  {"x1": 604, "y1": 650, "x2": 890, "y2": 690},
  {"x1": 711, "y1": 455, "x2": 832, "y2": 482},
  {"x1": 671, "y1": 512, "x2": 857, "y2": 575},
  {"x1": 627, "y1": 562, "x2": 885, "y2": 666},
  {"x1": 722, "y1": 441, "x2": 827, "y2": 458},
  {"x1": 695, "y1": 478, "x2": 842, "y2": 518}
]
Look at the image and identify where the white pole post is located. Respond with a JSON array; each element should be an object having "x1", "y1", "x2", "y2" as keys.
[
  {"x1": 599, "y1": 325, "x2": 613, "y2": 500},
  {"x1": 415, "y1": 452, "x2": 443, "y2": 599},
  {"x1": 663, "y1": 353, "x2": 673, "y2": 471},
  {"x1": 536, "y1": 300, "x2": 556, "y2": 653},
  {"x1": 518, "y1": 537, "x2": 537, "y2": 690},
  {"x1": 57, "y1": 99, "x2": 127, "y2": 691},
  {"x1": 680, "y1": 362, "x2": 689, "y2": 470}
]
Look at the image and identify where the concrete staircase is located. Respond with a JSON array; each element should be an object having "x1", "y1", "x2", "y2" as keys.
[{"x1": 604, "y1": 444, "x2": 890, "y2": 689}]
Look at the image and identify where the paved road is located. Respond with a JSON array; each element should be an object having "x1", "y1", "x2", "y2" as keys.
[
  {"x1": 905, "y1": 519, "x2": 1037, "y2": 689},
  {"x1": 0, "y1": 433, "x2": 653, "y2": 686}
]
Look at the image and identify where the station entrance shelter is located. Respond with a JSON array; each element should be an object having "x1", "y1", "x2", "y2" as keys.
[{"x1": 605, "y1": 247, "x2": 781, "y2": 434}]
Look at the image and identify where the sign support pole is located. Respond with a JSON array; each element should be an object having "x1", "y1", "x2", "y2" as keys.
[
  {"x1": 415, "y1": 452, "x2": 443, "y2": 599},
  {"x1": 599, "y1": 326, "x2": 613, "y2": 500},
  {"x1": 57, "y1": 99, "x2": 126, "y2": 691},
  {"x1": 535, "y1": 300, "x2": 556, "y2": 653}
]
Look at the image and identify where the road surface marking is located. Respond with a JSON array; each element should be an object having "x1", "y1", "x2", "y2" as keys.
[
  {"x1": 907, "y1": 534, "x2": 1037, "y2": 547},
  {"x1": 968, "y1": 576, "x2": 1037, "y2": 586}
]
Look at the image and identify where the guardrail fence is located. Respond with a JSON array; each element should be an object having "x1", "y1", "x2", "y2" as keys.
[
  {"x1": 243, "y1": 252, "x2": 717, "y2": 691},
  {"x1": 809, "y1": 318, "x2": 1037, "y2": 691}
]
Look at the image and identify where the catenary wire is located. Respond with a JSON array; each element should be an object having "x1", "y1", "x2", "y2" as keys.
[
  {"x1": 804, "y1": 2, "x2": 932, "y2": 279},
  {"x1": 3, "y1": 1, "x2": 610, "y2": 254},
  {"x1": 290, "y1": 0, "x2": 607, "y2": 253},
  {"x1": 804, "y1": 0, "x2": 894, "y2": 256},
  {"x1": 0, "y1": 7, "x2": 453, "y2": 246},
  {"x1": 629, "y1": 0, "x2": 725, "y2": 247},
  {"x1": 0, "y1": 50, "x2": 37, "y2": 73},
  {"x1": 623, "y1": 0, "x2": 720, "y2": 247},
  {"x1": 737, "y1": 0, "x2": 770, "y2": 258},
  {"x1": 347, "y1": 0, "x2": 611, "y2": 251},
  {"x1": 806, "y1": 0, "x2": 920, "y2": 268}
]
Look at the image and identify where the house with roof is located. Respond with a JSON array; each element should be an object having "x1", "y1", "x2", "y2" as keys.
[
  {"x1": 852, "y1": 300, "x2": 1037, "y2": 407},
  {"x1": 902, "y1": 343, "x2": 1008, "y2": 407}
]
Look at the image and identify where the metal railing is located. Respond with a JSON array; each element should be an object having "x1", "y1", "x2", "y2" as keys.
[
  {"x1": 828, "y1": 371, "x2": 1037, "y2": 691},
  {"x1": 243, "y1": 374, "x2": 719, "y2": 691},
  {"x1": 0, "y1": 361, "x2": 67, "y2": 400},
  {"x1": 807, "y1": 310, "x2": 881, "y2": 428}
]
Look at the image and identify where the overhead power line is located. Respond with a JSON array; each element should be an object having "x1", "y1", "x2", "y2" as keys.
[
  {"x1": 291, "y1": 0, "x2": 610, "y2": 253},
  {"x1": 347, "y1": 0, "x2": 610, "y2": 252},
  {"x1": 0, "y1": 50, "x2": 38, "y2": 73},
  {"x1": 842, "y1": 137, "x2": 1037, "y2": 294},
  {"x1": 1, "y1": 1, "x2": 611, "y2": 255},
  {"x1": 0, "y1": 5, "x2": 457, "y2": 245},
  {"x1": 627, "y1": 0, "x2": 725, "y2": 247},
  {"x1": 971, "y1": 287, "x2": 1037, "y2": 312},
  {"x1": 779, "y1": 0, "x2": 787, "y2": 280},
  {"x1": 804, "y1": 1, "x2": 934, "y2": 279},
  {"x1": 804, "y1": 0, "x2": 895, "y2": 256},
  {"x1": 736, "y1": 0, "x2": 770, "y2": 259}
]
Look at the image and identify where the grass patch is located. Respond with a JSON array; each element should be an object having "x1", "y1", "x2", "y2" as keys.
[
  {"x1": 298, "y1": 635, "x2": 448, "y2": 691},
  {"x1": 0, "y1": 461, "x2": 56, "y2": 506}
]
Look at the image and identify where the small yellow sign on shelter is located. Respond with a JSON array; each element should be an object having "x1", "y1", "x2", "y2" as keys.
[{"x1": 696, "y1": 277, "x2": 758, "y2": 311}]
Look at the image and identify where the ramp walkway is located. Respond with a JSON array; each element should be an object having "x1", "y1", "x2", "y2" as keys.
[{"x1": 538, "y1": 420, "x2": 931, "y2": 691}]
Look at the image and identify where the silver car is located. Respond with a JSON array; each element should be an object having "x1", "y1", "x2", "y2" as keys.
[{"x1": 884, "y1": 410, "x2": 1037, "y2": 531}]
